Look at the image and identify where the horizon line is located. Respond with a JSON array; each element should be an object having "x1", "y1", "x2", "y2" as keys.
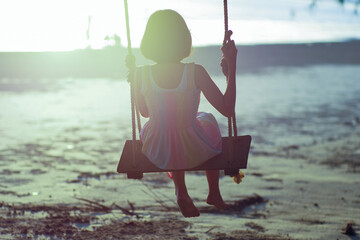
[{"x1": 1, "y1": 38, "x2": 360, "y2": 53}]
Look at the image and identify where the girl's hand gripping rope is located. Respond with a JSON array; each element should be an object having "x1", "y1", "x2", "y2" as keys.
[
  {"x1": 220, "y1": 30, "x2": 237, "y2": 76},
  {"x1": 125, "y1": 54, "x2": 136, "y2": 72}
]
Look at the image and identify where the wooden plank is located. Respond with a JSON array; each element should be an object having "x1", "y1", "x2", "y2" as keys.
[{"x1": 117, "y1": 135, "x2": 251, "y2": 173}]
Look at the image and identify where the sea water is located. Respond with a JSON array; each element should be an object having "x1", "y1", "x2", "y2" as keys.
[
  {"x1": 207, "y1": 65, "x2": 360, "y2": 148},
  {"x1": 1, "y1": 65, "x2": 360, "y2": 152}
]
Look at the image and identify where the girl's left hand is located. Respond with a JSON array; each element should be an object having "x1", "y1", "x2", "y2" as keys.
[{"x1": 221, "y1": 40, "x2": 237, "y2": 67}]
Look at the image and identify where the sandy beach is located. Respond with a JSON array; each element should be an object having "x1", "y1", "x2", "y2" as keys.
[{"x1": 1, "y1": 44, "x2": 360, "y2": 239}]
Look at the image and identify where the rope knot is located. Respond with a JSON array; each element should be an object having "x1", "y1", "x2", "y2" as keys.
[{"x1": 224, "y1": 30, "x2": 233, "y2": 43}]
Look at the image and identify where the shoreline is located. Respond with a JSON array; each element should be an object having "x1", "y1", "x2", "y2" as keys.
[
  {"x1": 0, "y1": 40, "x2": 360, "y2": 79},
  {"x1": 1, "y1": 127, "x2": 359, "y2": 239}
]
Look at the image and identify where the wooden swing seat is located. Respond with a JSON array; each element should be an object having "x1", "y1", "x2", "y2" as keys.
[{"x1": 117, "y1": 135, "x2": 251, "y2": 179}]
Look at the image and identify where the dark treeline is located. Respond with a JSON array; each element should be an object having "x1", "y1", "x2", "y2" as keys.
[{"x1": 0, "y1": 40, "x2": 360, "y2": 79}]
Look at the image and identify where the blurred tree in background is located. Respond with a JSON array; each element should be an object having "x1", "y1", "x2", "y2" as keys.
[{"x1": 310, "y1": 0, "x2": 360, "y2": 14}]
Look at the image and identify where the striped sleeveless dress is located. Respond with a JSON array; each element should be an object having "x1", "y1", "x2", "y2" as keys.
[{"x1": 138, "y1": 63, "x2": 222, "y2": 170}]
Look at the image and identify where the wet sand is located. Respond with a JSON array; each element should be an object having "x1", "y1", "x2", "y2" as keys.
[{"x1": 1, "y1": 64, "x2": 360, "y2": 239}]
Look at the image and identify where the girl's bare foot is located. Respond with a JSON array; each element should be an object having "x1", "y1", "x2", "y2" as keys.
[
  {"x1": 177, "y1": 196, "x2": 200, "y2": 218},
  {"x1": 206, "y1": 193, "x2": 231, "y2": 210}
]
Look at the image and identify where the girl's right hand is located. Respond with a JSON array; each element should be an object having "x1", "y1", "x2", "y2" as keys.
[{"x1": 125, "y1": 54, "x2": 136, "y2": 70}]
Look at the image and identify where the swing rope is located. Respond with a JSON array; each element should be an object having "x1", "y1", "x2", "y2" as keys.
[
  {"x1": 124, "y1": 0, "x2": 141, "y2": 168},
  {"x1": 124, "y1": 0, "x2": 238, "y2": 169},
  {"x1": 223, "y1": 0, "x2": 229, "y2": 46},
  {"x1": 222, "y1": 0, "x2": 238, "y2": 165}
]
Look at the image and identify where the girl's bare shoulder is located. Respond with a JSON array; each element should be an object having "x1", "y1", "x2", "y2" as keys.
[
  {"x1": 194, "y1": 64, "x2": 211, "y2": 88},
  {"x1": 194, "y1": 63, "x2": 206, "y2": 72},
  {"x1": 134, "y1": 65, "x2": 149, "y2": 89}
]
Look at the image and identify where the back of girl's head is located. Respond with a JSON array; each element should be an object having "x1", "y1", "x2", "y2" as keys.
[{"x1": 140, "y1": 9, "x2": 192, "y2": 63}]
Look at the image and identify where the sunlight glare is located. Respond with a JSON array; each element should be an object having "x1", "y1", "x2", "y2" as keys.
[{"x1": 0, "y1": 0, "x2": 359, "y2": 51}]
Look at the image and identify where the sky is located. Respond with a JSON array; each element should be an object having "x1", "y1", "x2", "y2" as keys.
[{"x1": 0, "y1": 0, "x2": 359, "y2": 52}]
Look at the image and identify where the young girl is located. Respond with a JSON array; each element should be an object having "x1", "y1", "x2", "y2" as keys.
[{"x1": 134, "y1": 9, "x2": 237, "y2": 218}]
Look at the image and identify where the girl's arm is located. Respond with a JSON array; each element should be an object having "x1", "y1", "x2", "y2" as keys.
[
  {"x1": 134, "y1": 67, "x2": 149, "y2": 118},
  {"x1": 195, "y1": 41, "x2": 237, "y2": 117}
]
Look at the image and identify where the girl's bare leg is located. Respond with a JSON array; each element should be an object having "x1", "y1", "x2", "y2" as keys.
[
  {"x1": 206, "y1": 170, "x2": 230, "y2": 209},
  {"x1": 171, "y1": 171, "x2": 200, "y2": 218}
]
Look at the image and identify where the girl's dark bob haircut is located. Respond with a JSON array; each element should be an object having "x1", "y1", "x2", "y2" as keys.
[{"x1": 140, "y1": 10, "x2": 192, "y2": 63}]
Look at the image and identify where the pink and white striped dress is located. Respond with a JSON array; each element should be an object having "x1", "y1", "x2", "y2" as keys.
[{"x1": 137, "y1": 63, "x2": 222, "y2": 170}]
